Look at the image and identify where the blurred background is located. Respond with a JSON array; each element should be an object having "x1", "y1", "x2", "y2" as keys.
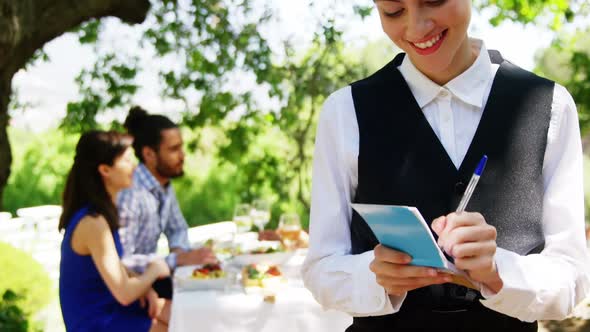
[{"x1": 0, "y1": 0, "x2": 589, "y2": 331}]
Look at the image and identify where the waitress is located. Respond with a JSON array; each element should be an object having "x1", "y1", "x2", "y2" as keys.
[{"x1": 302, "y1": 0, "x2": 590, "y2": 331}]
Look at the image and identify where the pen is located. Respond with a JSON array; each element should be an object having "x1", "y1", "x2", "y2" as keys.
[{"x1": 456, "y1": 155, "x2": 488, "y2": 213}]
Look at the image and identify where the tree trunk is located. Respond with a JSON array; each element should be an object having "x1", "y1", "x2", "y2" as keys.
[
  {"x1": 0, "y1": 0, "x2": 150, "y2": 210},
  {"x1": 0, "y1": 71, "x2": 11, "y2": 211}
]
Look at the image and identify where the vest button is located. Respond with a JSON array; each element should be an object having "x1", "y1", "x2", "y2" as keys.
[{"x1": 455, "y1": 181, "x2": 466, "y2": 194}]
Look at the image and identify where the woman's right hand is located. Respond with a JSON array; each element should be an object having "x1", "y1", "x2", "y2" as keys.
[
  {"x1": 147, "y1": 259, "x2": 171, "y2": 279},
  {"x1": 370, "y1": 244, "x2": 452, "y2": 296}
]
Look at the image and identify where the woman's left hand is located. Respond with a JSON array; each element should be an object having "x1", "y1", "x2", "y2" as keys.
[
  {"x1": 140, "y1": 289, "x2": 164, "y2": 319},
  {"x1": 431, "y1": 212, "x2": 503, "y2": 292}
]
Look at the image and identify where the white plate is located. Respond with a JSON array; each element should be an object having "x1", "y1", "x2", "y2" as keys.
[
  {"x1": 174, "y1": 265, "x2": 229, "y2": 290},
  {"x1": 231, "y1": 251, "x2": 295, "y2": 266}
]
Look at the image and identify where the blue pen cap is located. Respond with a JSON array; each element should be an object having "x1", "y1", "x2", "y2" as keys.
[{"x1": 475, "y1": 155, "x2": 488, "y2": 176}]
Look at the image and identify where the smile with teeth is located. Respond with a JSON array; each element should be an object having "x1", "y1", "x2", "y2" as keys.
[{"x1": 412, "y1": 32, "x2": 443, "y2": 49}]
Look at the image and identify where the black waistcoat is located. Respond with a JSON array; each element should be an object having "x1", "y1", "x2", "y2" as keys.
[{"x1": 347, "y1": 51, "x2": 553, "y2": 332}]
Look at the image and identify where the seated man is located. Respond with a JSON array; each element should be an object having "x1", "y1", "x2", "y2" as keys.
[{"x1": 118, "y1": 106, "x2": 217, "y2": 285}]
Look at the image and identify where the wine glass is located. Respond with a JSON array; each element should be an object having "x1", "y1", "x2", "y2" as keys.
[
  {"x1": 233, "y1": 204, "x2": 253, "y2": 234},
  {"x1": 251, "y1": 199, "x2": 271, "y2": 232},
  {"x1": 278, "y1": 213, "x2": 301, "y2": 250}
]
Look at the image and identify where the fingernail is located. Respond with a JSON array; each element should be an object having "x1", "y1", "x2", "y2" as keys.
[{"x1": 431, "y1": 219, "x2": 440, "y2": 231}]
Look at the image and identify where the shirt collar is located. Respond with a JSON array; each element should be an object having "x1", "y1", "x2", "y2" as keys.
[
  {"x1": 398, "y1": 39, "x2": 493, "y2": 109},
  {"x1": 135, "y1": 163, "x2": 166, "y2": 193}
]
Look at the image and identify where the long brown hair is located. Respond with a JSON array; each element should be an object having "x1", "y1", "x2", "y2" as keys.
[{"x1": 59, "y1": 131, "x2": 133, "y2": 231}]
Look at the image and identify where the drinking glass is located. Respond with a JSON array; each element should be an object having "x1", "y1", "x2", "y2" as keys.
[
  {"x1": 251, "y1": 199, "x2": 271, "y2": 231},
  {"x1": 278, "y1": 213, "x2": 301, "y2": 250},
  {"x1": 233, "y1": 204, "x2": 253, "y2": 233}
]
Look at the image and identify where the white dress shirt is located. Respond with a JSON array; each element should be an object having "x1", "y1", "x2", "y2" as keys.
[{"x1": 302, "y1": 40, "x2": 590, "y2": 322}]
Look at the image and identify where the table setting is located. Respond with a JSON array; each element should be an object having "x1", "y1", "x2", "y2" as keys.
[{"x1": 168, "y1": 201, "x2": 352, "y2": 332}]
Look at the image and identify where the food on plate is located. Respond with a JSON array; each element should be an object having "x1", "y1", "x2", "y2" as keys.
[
  {"x1": 250, "y1": 245, "x2": 285, "y2": 254},
  {"x1": 258, "y1": 230, "x2": 309, "y2": 249},
  {"x1": 199, "y1": 238, "x2": 233, "y2": 257},
  {"x1": 191, "y1": 263, "x2": 225, "y2": 279},
  {"x1": 295, "y1": 230, "x2": 309, "y2": 248},
  {"x1": 234, "y1": 242, "x2": 286, "y2": 255},
  {"x1": 241, "y1": 264, "x2": 283, "y2": 288},
  {"x1": 258, "y1": 230, "x2": 282, "y2": 241}
]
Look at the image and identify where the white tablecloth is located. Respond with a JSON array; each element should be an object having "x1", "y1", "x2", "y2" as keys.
[{"x1": 169, "y1": 252, "x2": 352, "y2": 332}]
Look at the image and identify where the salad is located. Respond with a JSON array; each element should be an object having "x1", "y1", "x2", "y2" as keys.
[
  {"x1": 192, "y1": 263, "x2": 226, "y2": 279},
  {"x1": 234, "y1": 242, "x2": 286, "y2": 255},
  {"x1": 242, "y1": 264, "x2": 282, "y2": 288}
]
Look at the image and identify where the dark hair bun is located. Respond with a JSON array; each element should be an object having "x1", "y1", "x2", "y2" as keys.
[{"x1": 124, "y1": 106, "x2": 149, "y2": 136}]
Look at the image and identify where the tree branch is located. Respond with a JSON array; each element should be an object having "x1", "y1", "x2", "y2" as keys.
[{"x1": 0, "y1": 0, "x2": 151, "y2": 72}]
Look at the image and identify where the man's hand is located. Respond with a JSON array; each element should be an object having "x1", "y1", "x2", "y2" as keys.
[
  {"x1": 431, "y1": 212, "x2": 503, "y2": 292},
  {"x1": 146, "y1": 258, "x2": 171, "y2": 279},
  {"x1": 176, "y1": 247, "x2": 218, "y2": 266},
  {"x1": 370, "y1": 244, "x2": 452, "y2": 296}
]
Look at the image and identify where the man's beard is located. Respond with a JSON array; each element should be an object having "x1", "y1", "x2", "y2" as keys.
[{"x1": 155, "y1": 158, "x2": 184, "y2": 179}]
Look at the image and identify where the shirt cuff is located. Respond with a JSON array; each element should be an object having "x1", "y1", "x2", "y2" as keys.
[
  {"x1": 479, "y1": 248, "x2": 536, "y2": 321},
  {"x1": 351, "y1": 251, "x2": 404, "y2": 316},
  {"x1": 165, "y1": 252, "x2": 178, "y2": 270},
  {"x1": 121, "y1": 253, "x2": 159, "y2": 274},
  {"x1": 167, "y1": 233, "x2": 191, "y2": 251}
]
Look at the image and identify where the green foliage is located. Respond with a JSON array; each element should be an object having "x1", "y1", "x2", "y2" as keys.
[
  {"x1": 62, "y1": 53, "x2": 139, "y2": 132},
  {"x1": 75, "y1": 19, "x2": 102, "y2": 44},
  {"x1": 257, "y1": 23, "x2": 369, "y2": 212},
  {"x1": 0, "y1": 290, "x2": 28, "y2": 332},
  {"x1": 535, "y1": 28, "x2": 590, "y2": 133},
  {"x1": 3, "y1": 129, "x2": 78, "y2": 213},
  {"x1": 3, "y1": 127, "x2": 306, "y2": 228},
  {"x1": 352, "y1": 0, "x2": 585, "y2": 28},
  {"x1": 144, "y1": 0, "x2": 275, "y2": 133},
  {"x1": 473, "y1": 0, "x2": 585, "y2": 28},
  {"x1": 59, "y1": 2, "x2": 375, "y2": 222},
  {"x1": 46, "y1": 0, "x2": 590, "y2": 230},
  {"x1": 353, "y1": 5, "x2": 373, "y2": 20},
  {"x1": 0, "y1": 242, "x2": 52, "y2": 329}
]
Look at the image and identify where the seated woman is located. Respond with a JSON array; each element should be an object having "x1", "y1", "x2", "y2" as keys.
[{"x1": 59, "y1": 130, "x2": 171, "y2": 332}]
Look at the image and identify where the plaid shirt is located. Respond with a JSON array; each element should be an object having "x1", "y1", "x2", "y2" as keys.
[{"x1": 117, "y1": 163, "x2": 190, "y2": 268}]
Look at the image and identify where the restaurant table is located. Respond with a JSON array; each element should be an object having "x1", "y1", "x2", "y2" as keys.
[{"x1": 169, "y1": 250, "x2": 353, "y2": 332}]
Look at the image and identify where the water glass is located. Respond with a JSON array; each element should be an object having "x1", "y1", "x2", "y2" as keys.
[
  {"x1": 251, "y1": 199, "x2": 271, "y2": 231},
  {"x1": 233, "y1": 204, "x2": 253, "y2": 233}
]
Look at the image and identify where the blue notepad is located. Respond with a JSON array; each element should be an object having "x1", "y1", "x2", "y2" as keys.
[{"x1": 351, "y1": 203, "x2": 449, "y2": 269}]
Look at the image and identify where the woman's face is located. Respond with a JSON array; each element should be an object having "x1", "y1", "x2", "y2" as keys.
[
  {"x1": 101, "y1": 147, "x2": 136, "y2": 192},
  {"x1": 375, "y1": 0, "x2": 472, "y2": 83}
]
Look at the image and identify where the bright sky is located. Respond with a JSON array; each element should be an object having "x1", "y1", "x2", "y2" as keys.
[{"x1": 10, "y1": 1, "x2": 554, "y2": 132}]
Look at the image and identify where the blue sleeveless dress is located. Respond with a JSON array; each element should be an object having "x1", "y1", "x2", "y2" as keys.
[{"x1": 59, "y1": 206, "x2": 151, "y2": 332}]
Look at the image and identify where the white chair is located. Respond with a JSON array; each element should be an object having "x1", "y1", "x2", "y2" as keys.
[
  {"x1": 187, "y1": 221, "x2": 237, "y2": 246},
  {"x1": 0, "y1": 223, "x2": 24, "y2": 248},
  {"x1": 36, "y1": 218, "x2": 60, "y2": 234},
  {"x1": 0, "y1": 212, "x2": 11, "y2": 222},
  {"x1": 16, "y1": 205, "x2": 62, "y2": 220},
  {"x1": 0, "y1": 217, "x2": 37, "y2": 252}
]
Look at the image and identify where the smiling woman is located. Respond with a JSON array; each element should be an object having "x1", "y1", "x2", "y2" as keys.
[
  {"x1": 374, "y1": 0, "x2": 473, "y2": 85},
  {"x1": 302, "y1": 0, "x2": 590, "y2": 331}
]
